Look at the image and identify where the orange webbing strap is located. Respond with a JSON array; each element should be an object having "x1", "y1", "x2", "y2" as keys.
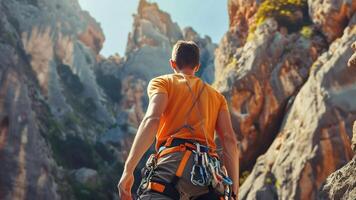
[
  {"x1": 157, "y1": 143, "x2": 218, "y2": 159},
  {"x1": 147, "y1": 182, "x2": 165, "y2": 193},
  {"x1": 158, "y1": 145, "x2": 186, "y2": 158},
  {"x1": 175, "y1": 150, "x2": 192, "y2": 177},
  {"x1": 147, "y1": 180, "x2": 180, "y2": 200},
  {"x1": 164, "y1": 137, "x2": 174, "y2": 147}
]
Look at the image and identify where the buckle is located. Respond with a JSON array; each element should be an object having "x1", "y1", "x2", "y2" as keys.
[{"x1": 179, "y1": 144, "x2": 186, "y2": 151}]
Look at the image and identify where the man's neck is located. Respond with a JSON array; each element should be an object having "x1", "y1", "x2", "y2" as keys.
[{"x1": 176, "y1": 69, "x2": 195, "y2": 76}]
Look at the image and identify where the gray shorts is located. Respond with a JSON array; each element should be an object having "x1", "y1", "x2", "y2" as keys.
[{"x1": 138, "y1": 151, "x2": 216, "y2": 200}]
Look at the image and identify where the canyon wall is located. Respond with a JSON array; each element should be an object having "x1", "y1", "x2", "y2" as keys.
[
  {"x1": 214, "y1": 0, "x2": 355, "y2": 199},
  {"x1": 1, "y1": 0, "x2": 355, "y2": 199},
  {"x1": 0, "y1": 0, "x2": 217, "y2": 199}
]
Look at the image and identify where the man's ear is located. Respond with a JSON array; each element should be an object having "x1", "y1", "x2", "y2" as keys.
[
  {"x1": 194, "y1": 64, "x2": 201, "y2": 72},
  {"x1": 170, "y1": 59, "x2": 178, "y2": 71}
]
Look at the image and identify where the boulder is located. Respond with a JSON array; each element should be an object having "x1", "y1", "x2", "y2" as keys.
[{"x1": 73, "y1": 168, "x2": 99, "y2": 188}]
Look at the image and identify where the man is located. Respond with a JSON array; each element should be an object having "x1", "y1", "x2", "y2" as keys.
[{"x1": 118, "y1": 41, "x2": 240, "y2": 200}]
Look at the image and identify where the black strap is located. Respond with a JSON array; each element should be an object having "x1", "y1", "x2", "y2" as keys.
[
  {"x1": 149, "y1": 177, "x2": 180, "y2": 200},
  {"x1": 195, "y1": 189, "x2": 224, "y2": 200}
]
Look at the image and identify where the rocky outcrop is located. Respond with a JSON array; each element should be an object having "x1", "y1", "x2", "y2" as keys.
[
  {"x1": 316, "y1": 52, "x2": 356, "y2": 200},
  {"x1": 309, "y1": 0, "x2": 356, "y2": 42},
  {"x1": 317, "y1": 120, "x2": 356, "y2": 200},
  {"x1": 238, "y1": 16, "x2": 356, "y2": 200},
  {"x1": 317, "y1": 156, "x2": 356, "y2": 200},
  {"x1": 348, "y1": 41, "x2": 356, "y2": 67},
  {"x1": 0, "y1": 0, "x2": 124, "y2": 199},
  {"x1": 124, "y1": 0, "x2": 216, "y2": 83},
  {"x1": 214, "y1": 0, "x2": 356, "y2": 199},
  {"x1": 215, "y1": 17, "x2": 327, "y2": 170},
  {"x1": 0, "y1": 5, "x2": 59, "y2": 199},
  {"x1": 183, "y1": 27, "x2": 216, "y2": 83},
  {"x1": 215, "y1": 0, "x2": 260, "y2": 79}
]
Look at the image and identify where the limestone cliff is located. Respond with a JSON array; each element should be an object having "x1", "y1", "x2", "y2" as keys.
[
  {"x1": 0, "y1": 0, "x2": 218, "y2": 199},
  {"x1": 0, "y1": 0, "x2": 123, "y2": 199},
  {"x1": 317, "y1": 121, "x2": 356, "y2": 200},
  {"x1": 124, "y1": 0, "x2": 217, "y2": 83},
  {"x1": 1, "y1": 0, "x2": 355, "y2": 199},
  {"x1": 214, "y1": 0, "x2": 356, "y2": 199},
  {"x1": 215, "y1": 0, "x2": 327, "y2": 170},
  {"x1": 238, "y1": 17, "x2": 356, "y2": 199}
]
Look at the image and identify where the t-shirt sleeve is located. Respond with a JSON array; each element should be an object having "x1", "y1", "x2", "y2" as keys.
[
  {"x1": 147, "y1": 77, "x2": 169, "y2": 99},
  {"x1": 219, "y1": 94, "x2": 229, "y2": 111}
]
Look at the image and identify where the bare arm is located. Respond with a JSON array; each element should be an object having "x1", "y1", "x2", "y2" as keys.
[
  {"x1": 216, "y1": 109, "x2": 240, "y2": 196},
  {"x1": 118, "y1": 93, "x2": 168, "y2": 199},
  {"x1": 124, "y1": 93, "x2": 168, "y2": 172}
]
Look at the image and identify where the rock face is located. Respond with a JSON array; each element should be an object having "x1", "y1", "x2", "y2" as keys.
[
  {"x1": 2, "y1": 0, "x2": 355, "y2": 199},
  {"x1": 317, "y1": 121, "x2": 356, "y2": 200},
  {"x1": 308, "y1": 0, "x2": 356, "y2": 42},
  {"x1": 237, "y1": 15, "x2": 356, "y2": 200},
  {"x1": 0, "y1": 3, "x2": 59, "y2": 199},
  {"x1": 125, "y1": 0, "x2": 217, "y2": 83},
  {"x1": 215, "y1": 0, "x2": 260, "y2": 79},
  {"x1": 0, "y1": 0, "x2": 123, "y2": 199},
  {"x1": 0, "y1": 0, "x2": 218, "y2": 199},
  {"x1": 214, "y1": 4, "x2": 327, "y2": 170},
  {"x1": 73, "y1": 168, "x2": 99, "y2": 188},
  {"x1": 214, "y1": 0, "x2": 356, "y2": 199}
]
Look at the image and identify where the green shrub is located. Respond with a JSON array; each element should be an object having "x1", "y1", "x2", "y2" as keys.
[
  {"x1": 251, "y1": 0, "x2": 308, "y2": 33},
  {"x1": 300, "y1": 26, "x2": 313, "y2": 38},
  {"x1": 83, "y1": 97, "x2": 97, "y2": 115},
  {"x1": 94, "y1": 142, "x2": 115, "y2": 163},
  {"x1": 48, "y1": 134, "x2": 99, "y2": 169},
  {"x1": 63, "y1": 112, "x2": 81, "y2": 129},
  {"x1": 69, "y1": 179, "x2": 106, "y2": 200},
  {"x1": 2, "y1": 32, "x2": 17, "y2": 47}
]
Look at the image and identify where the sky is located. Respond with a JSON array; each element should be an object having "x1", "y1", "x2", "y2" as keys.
[{"x1": 78, "y1": 0, "x2": 228, "y2": 57}]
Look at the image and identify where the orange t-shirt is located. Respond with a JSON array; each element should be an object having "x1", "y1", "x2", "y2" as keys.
[{"x1": 147, "y1": 73, "x2": 229, "y2": 150}]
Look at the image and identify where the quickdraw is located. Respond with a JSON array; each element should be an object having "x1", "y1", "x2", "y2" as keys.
[
  {"x1": 190, "y1": 142, "x2": 233, "y2": 198},
  {"x1": 136, "y1": 154, "x2": 157, "y2": 198}
]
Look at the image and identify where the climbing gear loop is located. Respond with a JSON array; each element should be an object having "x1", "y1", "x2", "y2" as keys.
[{"x1": 190, "y1": 142, "x2": 233, "y2": 198}]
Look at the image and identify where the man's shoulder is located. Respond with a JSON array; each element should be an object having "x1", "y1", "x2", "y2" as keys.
[
  {"x1": 151, "y1": 74, "x2": 174, "y2": 81},
  {"x1": 204, "y1": 83, "x2": 224, "y2": 98}
]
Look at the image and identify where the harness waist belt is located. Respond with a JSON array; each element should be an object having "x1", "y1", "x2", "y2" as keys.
[{"x1": 157, "y1": 138, "x2": 218, "y2": 158}]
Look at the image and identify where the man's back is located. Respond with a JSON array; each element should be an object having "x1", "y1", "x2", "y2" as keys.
[
  {"x1": 147, "y1": 73, "x2": 228, "y2": 150},
  {"x1": 118, "y1": 41, "x2": 239, "y2": 200}
]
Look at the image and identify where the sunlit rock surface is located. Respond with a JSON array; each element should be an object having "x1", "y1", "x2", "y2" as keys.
[
  {"x1": 317, "y1": 121, "x2": 356, "y2": 200},
  {"x1": 125, "y1": 0, "x2": 216, "y2": 83},
  {"x1": 238, "y1": 16, "x2": 356, "y2": 200},
  {"x1": 308, "y1": 0, "x2": 356, "y2": 42}
]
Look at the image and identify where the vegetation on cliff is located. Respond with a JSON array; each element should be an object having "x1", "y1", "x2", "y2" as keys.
[{"x1": 248, "y1": 0, "x2": 311, "y2": 40}]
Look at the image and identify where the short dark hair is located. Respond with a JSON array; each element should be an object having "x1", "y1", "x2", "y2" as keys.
[{"x1": 171, "y1": 40, "x2": 200, "y2": 69}]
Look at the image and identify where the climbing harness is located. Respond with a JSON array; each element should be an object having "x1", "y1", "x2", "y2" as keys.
[{"x1": 136, "y1": 74, "x2": 234, "y2": 199}]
